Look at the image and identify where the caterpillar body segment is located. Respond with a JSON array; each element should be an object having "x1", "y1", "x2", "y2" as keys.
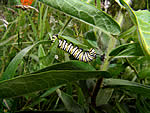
[{"x1": 51, "y1": 35, "x2": 96, "y2": 62}]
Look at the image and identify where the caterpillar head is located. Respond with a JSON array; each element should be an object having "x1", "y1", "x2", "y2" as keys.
[
  {"x1": 51, "y1": 34, "x2": 58, "y2": 43},
  {"x1": 89, "y1": 48, "x2": 96, "y2": 58}
]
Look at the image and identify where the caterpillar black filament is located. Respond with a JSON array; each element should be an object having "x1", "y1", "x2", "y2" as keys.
[{"x1": 52, "y1": 35, "x2": 96, "y2": 62}]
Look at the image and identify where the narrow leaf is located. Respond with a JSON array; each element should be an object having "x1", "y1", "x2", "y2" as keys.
[
  {"x1": 109, "y1": 43, "x2": 144, "y2": 56},
  {"x1": 104, "y1": 78, "x2": 150, "y2": 97},
  {"x1": 1, "y1": 40, "x2": 51, "y2": 80},
  {"x1": 56, "y1": 89, "x2": 85, "y2": 113},
  {"x1": 34, "y1": 60, "x2": 96, "y2": 74},
  {"x1": 0, "y1": 70, "x2": 110, "y2": 98}
]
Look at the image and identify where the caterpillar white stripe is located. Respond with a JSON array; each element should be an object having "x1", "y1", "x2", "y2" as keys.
[{"x1": 52, "y1": 35, "x2": 96, "y2": 62}]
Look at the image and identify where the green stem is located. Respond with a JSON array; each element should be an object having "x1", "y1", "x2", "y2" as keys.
[
  {"x1": 125, "y1": 58, "x2": 139, "y2": 79},
  {"x1": 102, "y1": 37, "x2": 116, "y2": 71},
  {"x1": 147, "y1": 0, "x2": 149, "y2": 10},
  {"x1": 59, "y1": 17, "x2": 72, "y2": 35}
]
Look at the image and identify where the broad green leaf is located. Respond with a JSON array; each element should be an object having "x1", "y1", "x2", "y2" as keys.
[
  {"x1": 39, "y1": 0, "x2": 120, "y2": 35},
  {"x1": 1, "y1": 40, "x2": 51, "y2": 81},
  {"x1": 96, "y1": 88, "x2": 113, "y2": 106},
  {"x1": 120, "y1": 0, "x2": 150, "y2": 55},
  {"x1": 34, "y1": 60, "x2": 96, "y2": 74},
  {"x1": 109, "y1": 43, "x2": 144, "y2": 56},
  {"x1": 104, "y1": 78, "x2": 150, "y2": 97},
  {"x1": 56, "y1": 89, "x2": 85, "y2": 113},
  {"x1": 135, "y1": 10, "x2": 150, "y2": 55},
  {"x1": 0, "y1": 70, "x2": 110, "y2": 98}
]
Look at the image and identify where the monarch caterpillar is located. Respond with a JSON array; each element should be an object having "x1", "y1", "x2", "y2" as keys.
[{"x1": 52, "y1": 35, "x2": 96, "y2": 62}]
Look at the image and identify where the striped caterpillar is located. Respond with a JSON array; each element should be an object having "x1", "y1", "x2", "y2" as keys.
[{"x1": 51, "y1": 35, "x2": 96, "y2": 62}]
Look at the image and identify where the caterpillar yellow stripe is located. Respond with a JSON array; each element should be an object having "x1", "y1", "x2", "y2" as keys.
[{"x1": 52, "y1": 35, "x2": 96, "y2": 62}]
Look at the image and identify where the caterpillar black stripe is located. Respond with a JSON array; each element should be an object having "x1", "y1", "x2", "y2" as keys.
[{"x1": 52, "y1": 35, "x2": 96, "y2": 62}]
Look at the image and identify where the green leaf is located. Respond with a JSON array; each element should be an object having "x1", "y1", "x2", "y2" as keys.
[
  {"x1": 104, "y1": 78, "x2": 150, "y2": 97},
  {"x1": 41, "y1": 85, "x2": 63, "y2": 97},
  {"x1": 39, "y1": 3, "x2": 44, "y2": 40},
  {"x1": 39, "y1": 0, "x2": 120, "y2": 35},
  {"x1": 0, "y1": 70, "x2": 110, "y2": 98},
  {"x1": 108, "y1": 63, "x2": 126, "y2": 77},
  {"x1": 116, "y1": 102, "x2": 129, "y2": 113},
  {"x1": 135, "y1": 10, "x2": 150, "y2": 55},
  {"x1": 119, "y1": 0, "x2": 137, "y2": 25},
  {"x1": 76, "y1": 86, "x2": 85, "y2": 106},
  {"x1": 26, "y1": 98, "x2": 47, "y2": 108},
  {"x1": 38, "y1": 44, "x2": 46, "y2": 69},
  {"x1": 118, "y1": 26, "x2": 136, "y2": 40},
  {"x1": 109, "y1": 43, "x2": 144, "y2": 57},
  {"x1": 27, "y1": 14, "x2": 38, "y2": 39},
  {"x1": 56, "y1": 89, "x2": 85, "y2": 113},
  {"x1": 1, "y1": 22, "x2": 15, "y2": 40},
  {"x1": 136, "y1": 97, "x2": 150, "y2": 113},
  {"x1": 1, "y1": 40, "x2": 51, "y2": 81},
  {"x1": 43, "y1": 39, "x2": 59, "y2": 65},
  {"x1": 138, "y1": 68, "x2": 150, "y2": 79},
  {"x1": 42, "y1": 6, "x2": 48, "y2": 38},
  {"x1": 0, "y1": 34, "x2": 20, "y2": 47},
  {"x1": 38, "y1": 44, "x2": 46, "y2": 58},
  {"x1": 84, "y1": 30, "x2": 98, "y2": 49},
  {"x1": 120, "y1": 0, "x2": 150, "y2": 55},
  {"x1": 34, "y1": 60, "x2": 96, "y2": 74},
  {"x1": 1, "y1": 45, "x2": 34, "y2": 81},
  {"x1": 96, "y1": 88, "x2": 113, "y2": 106}
]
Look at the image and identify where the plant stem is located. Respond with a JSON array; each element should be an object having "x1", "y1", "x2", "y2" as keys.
[
  {"x1": 102, "y1": 37, "x2": 116, "y2": 71},
  {"x1": 91, "y1": 77, "x2": 103, "y2": 107},
  {"x1": 59, "y1": 17, "x2": 72, "y2": 35},
  {"x1": 147, "y1": 0, "x2": 149, "y2": 10},
  {"x1": 125, "y1": 58, "x2": 139, "y2": 79}
]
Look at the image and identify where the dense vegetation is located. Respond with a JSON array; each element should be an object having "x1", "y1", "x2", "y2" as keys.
[{"x1": 0, "y1": 0, "x2": 150, "y2": 112}]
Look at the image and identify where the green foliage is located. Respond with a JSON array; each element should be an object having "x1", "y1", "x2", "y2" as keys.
[
  {"x1": 39, "y1": 0, "x2": 121, "y2": 35},
  {"x1": 0, "y1": 0, "x2": 150, "y2": 112}
]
